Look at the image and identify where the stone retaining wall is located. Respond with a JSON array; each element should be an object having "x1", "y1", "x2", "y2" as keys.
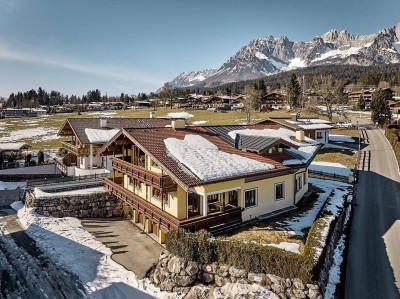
[
  {"x1": 150, "y1": 252, "x2": 322, "y2": 299},
  {"x1": 25, "y1": 190, "x2": 123, "y2": 218}
]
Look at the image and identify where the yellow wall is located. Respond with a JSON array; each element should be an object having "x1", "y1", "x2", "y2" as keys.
[{"x1": 167, "y1": 185, "x2": 187, "y2": 220}]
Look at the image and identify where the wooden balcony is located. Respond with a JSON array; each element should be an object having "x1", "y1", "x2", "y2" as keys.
[
  {"x1": 111, "y1": 158, "x2": 177, "y2": 192},
  {"x1": 104, "y1": 178, "x2": 242, "y2": 233},
  {"x1": 104, "y1": 178, "x2": 180, "y2": 231},
  {"x1": 62, "y1": 141, "x2": 90, "y2": 156}
]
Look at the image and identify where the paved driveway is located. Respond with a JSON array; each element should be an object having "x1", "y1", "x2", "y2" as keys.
[
  {"x1": 81, "y1": 219, "x2": 164, "y2": 279},
  {"x1": 345, "y1": 128, "x2": 400, "y2": 298}
]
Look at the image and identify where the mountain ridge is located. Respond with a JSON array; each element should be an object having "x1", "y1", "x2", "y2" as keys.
[{"x1": 165, "y1": 23, "x2": 400, "y2": 89}]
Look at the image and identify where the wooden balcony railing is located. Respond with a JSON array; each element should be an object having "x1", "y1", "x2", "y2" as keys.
[
  {"x1": 180, "y1": 206, "x2": 242, "y2": 232},
  {"x1": 104, "y1": 178, "x2": 180, "y2": 231},
  {"x1": 104, "y1": 178, "x2": 242, "y2": 233},
  {"x1": 111, "y1": 158, "x2": 177, "y2": 192},
  {"x1": 62, "y1": 141, "x2": 90, "y2": 156}
]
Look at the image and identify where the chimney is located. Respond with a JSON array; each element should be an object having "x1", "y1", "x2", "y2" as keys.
[
  {"x1": 100, "y1": 118, "x2": 109, "y2": 129},
  {"x1": 171, "y1": 119, "x2": 186, "y2": 130},
  {"x1": 295, "y1": 130, "x2": 305, "y2": 142},
  {"x1": 149, "y1": 111, "x2": 155, "y2": 118},
  {"x1": 291, "y1": 113, "x2": 299, "y2": 121}
]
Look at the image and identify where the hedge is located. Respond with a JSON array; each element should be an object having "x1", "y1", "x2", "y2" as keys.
[
  {"x1": 165, "y1": 222, "x2": 329, "y2": 283},
  {"x1": 385, "y1": 127, "x2": 400, "y2": 165}
]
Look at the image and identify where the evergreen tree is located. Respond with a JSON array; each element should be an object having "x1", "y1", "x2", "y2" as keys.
[
  {"x1": 286, "y1": 73, "x2": 302, "y2": 108},
  {"x1": 257, "y1": 79, "x2": 267, "y2": 96},
  {"x1": 370, "y1": 89, "x2": 391, "y2": 126}
]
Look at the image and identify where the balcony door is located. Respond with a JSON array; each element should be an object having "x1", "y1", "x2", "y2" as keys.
[{"x1": 188, "y1": 192, "x2": 202, "y2": 217}]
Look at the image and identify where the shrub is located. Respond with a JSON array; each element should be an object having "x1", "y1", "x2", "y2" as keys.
[{"x1": 385, "y1": 128, "x2": 400, "y2": 165}]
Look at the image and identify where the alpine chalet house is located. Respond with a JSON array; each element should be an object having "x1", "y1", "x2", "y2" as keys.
[
  {"x1": 57, "y1": 117, "x2": 170, "y2": 176},
  {"x1": 98, "y1": 119, "x2": 321, "y2": 243},
  {"x1": 266, "y1": 114, "x2": 333, "y2": 145}
]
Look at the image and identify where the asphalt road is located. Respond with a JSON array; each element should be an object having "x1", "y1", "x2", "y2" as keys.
[{"x1": 345, "y1": 128, "x2": 400, "y2": 299}]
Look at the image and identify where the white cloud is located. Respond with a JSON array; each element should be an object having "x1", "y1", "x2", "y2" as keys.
[{"x1": 0, "y1": 41, "x2": 165, "y2": 87}]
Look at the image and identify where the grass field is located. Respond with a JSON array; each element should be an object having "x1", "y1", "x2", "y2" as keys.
[{"x1": 0, "y1": 108, "x2": 324, "y2": 150}]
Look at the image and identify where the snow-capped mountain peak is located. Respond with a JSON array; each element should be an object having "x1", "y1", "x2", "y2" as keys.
[{"x1": 164, "y1": 23, "x2": 400, "y2": 88}]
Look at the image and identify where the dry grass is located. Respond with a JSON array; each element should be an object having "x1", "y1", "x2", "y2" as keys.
[
  {"x1": 220, "y1": 192, "x2": 322, "y2": 254},
  {"x1": 314, "y1": 148, "x2": 357, "y2": 169},
  {"x1": 330, "y1": 128, "x2": 360, "y2": 138},
  {"x1": 0, "y1": 108, "x2": 324, "y2": 150}
]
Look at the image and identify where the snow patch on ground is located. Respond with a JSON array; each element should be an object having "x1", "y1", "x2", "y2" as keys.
[
  {"x1": 0, "y1": 127, "x2": 59, "y2": 143},
  {"x1": 164, "y1": 112, "x2": 193, "y2": 119},
  {"x1": 85, "y1": 128, "x2": 120, "y2": 144},
  {"x1": 12, "y1": 202, "x2": 177, "y2": 299},
  {"x1": 288, "y1": 57, "x2": 306, "y2": 69},
  {"x1": 310, "y1": 161, "x2": 352, "y2": 177},
  {"x1": 267, "y1": 242, "x2": 300, "y2": 254},
  {"x1": 164, "y1": 134, "x2": 275, "y2": 180},
  {"x1": 276, "y1": 178, "x2": 349, "y2": 237},
  {"x1": 329, "y1": 134, "x2": 355, "y2": 143},
  {"x1": 86, "y1": 111, "x2": 118, "y2": 117}
]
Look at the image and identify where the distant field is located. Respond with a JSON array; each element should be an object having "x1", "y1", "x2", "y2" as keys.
[{"x1": 0, "y1": 108, "x2": 324, "y2": 150}]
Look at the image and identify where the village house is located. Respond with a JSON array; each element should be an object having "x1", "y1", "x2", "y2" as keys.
[
  {"x1": 260, "y1": 92, "x2": 286, "y2": 110},
  {"x1": 57, "y1": 117, "x2": 171, "y2": 176},
  {"x1": 266, "y1": 114, "x2": 333, "y2": 145},
  {"x1": 98, "y1": 119, "x2": 321, "y2": 243}
]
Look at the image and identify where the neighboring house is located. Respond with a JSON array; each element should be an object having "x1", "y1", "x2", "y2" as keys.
[
  {"x1": 348, "y1": 88, "x2": 395, "y2": 109},
  {"x1": 0, "y1": 143, "x2": 31, "y2": 159},
  {"x1": 3, "y1": 108, "x2": 47, "y2": 118},
  {"x1": 261, "y1": 92, "x2": 286, "y2": 110},
  {"x1": 57, "y1": 117, "x2": 171, "y2": 176},
  {"x1": 98, "y1": 119, "x2": 321, "y2": 243},
  {"x1": 266, "y1": 114, "x2": 333, "y2": 145}
]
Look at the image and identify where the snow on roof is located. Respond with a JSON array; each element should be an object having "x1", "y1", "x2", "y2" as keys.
[
  {"x1": 228, "y1": 128, "x2": 318, "y2": 147},
  {"x1": 84, "y1": 128, "x2": 120, "y2": 144},
  {"x1": 284, "y1": 145, "x2": 318, "y2": 164},
  {"x1": 164, "y1": 134, "x2": 275, "y2": 181},
  {"x1": 164, "y1": 112, "x2": 194, "y2": 119},
  {"x1": 298, "y1": 124, "x2": 333, "y2": 130},
  {"x1": 0, "y1": 142, "x2": 31, "y2": 151},
  {"x1": 0, "y1": 181, "x2": 26, "y2": 190}
]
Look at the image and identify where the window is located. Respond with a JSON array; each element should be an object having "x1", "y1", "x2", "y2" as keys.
[
  {"x1": 134, "y1": 180, "x2": 142, "y2": 193},
  {"x1": 244, "y1": 188, "x2": 257, "y2": 208},
  {"x1": 208, "y1": 194, "x2": 219, "y2": 203},
  {"x1": 128, "y1": 177, "x2": 133, "y2": 186},
  {"x1": 275, "y1": 183, "x2": 285, "y2": 200},
  {"x1": 316, "y1": 131, "x2": 323, "y2": 139},
  {"x1": 296, "y1": 174, "x2": 303, "y2": 192}
]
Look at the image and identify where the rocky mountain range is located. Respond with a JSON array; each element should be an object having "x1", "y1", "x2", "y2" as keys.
[{"x1": 165, "y1": 23, "x2": 400, "y2": 88}]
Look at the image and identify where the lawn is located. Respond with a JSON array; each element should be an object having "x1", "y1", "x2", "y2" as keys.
[
  {"x1": 219, "y1": 178, "x2": 351, "y2": 255},
  {"x1": 0, "y1": 108, "x2": 323, "y2": 150},
  {"x1": 314, "y1": 149, "x2": 357, "y2": 169}
]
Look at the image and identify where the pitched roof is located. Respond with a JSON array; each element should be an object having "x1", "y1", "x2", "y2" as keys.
[
  {"x1": 101, "y1": 125, "x2": 315, "y2": 189},
  {"x1": 58, "y1": 117, "x2": 171, "y2": 144}
]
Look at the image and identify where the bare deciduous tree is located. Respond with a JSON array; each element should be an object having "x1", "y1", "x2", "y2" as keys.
[{"x1": 243, "y1": 85, "x2": 261, "y2": 124}]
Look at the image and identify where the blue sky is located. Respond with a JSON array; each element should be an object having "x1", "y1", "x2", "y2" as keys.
[{"x1": 0, "y1": 0, "x2": 399, "y2": 97}]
